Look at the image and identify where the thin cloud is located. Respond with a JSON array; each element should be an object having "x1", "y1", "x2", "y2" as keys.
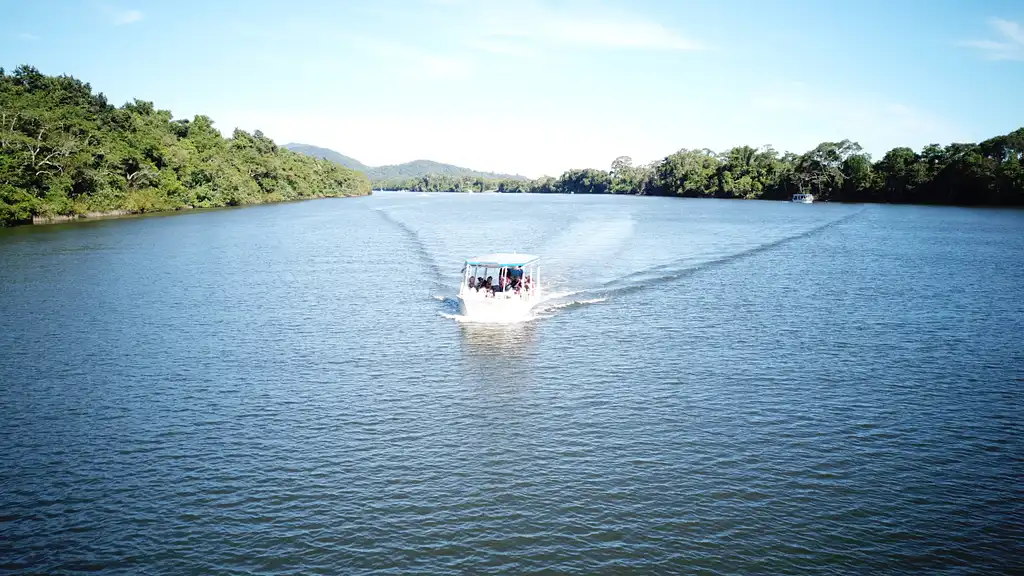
[
  {"x1": 961, "y1": 18, "x2": 1024, "y2": 61},
  {"x1": 540, "y1": 16, "x2": 704, "y2": 51},
  {"x1": 95, "y1": 4, "x2": 144, "y2": 26},
  {"x1": 18, "y1": 32, "x2": 39, "y2": 41},
  {"x1": 371, "y1": 42, "x2": 472, "y2": 78},
  {"x1": 113, "y1": 9, "x2": 144, "y2": 25},
  {"x1": 466, "y1": 38, "x2": 537, "y2": 57},
  {"x1": 458, "y1": 1, "x2": 706, "y2": 56}
]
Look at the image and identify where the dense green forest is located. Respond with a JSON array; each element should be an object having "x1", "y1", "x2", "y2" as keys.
[
  {"x1": 376, "y1": 173, "x2": 504, "y2": 193},
  {"x1": 379, "y1": 132, "x2": 1024, "y2": 206},
  {"x1": 284, "y1": 143, "x2": 527, "y2": 185},
  {"x1": 0, "y1": 66, "x2": 370, "y2": 226}
]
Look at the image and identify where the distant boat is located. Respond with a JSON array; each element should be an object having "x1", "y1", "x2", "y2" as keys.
[{"x1": 791, "y1": 193, "x2": 814, "y2": 203}]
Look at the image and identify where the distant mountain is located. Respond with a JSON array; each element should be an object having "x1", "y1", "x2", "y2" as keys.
[
  {"x1": 282, "y1": 143, "x2": 371, "y2": 173},
  {"x1": 284, "y1": 143, "x2": 527, "y2": 182}
]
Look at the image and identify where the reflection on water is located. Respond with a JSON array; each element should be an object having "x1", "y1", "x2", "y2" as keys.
[
  {"x1": 458, "y1": 320, "x2": 542, "y2": 394},
  {"x1": 458, "y1": 320, "x2": 540, "y2": 359}
]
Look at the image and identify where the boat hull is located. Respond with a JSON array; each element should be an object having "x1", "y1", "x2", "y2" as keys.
[{"x1": 457, "y1": 291, "x2": 539, "y2": 322}]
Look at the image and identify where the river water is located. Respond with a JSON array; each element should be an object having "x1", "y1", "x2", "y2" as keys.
[{"x1": 1, "y1": 192, "x2": 1022, "y2": 574}]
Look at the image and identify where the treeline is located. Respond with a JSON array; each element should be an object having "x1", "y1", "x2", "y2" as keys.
[
  {"x1": 0, "y1": 65, "x2": 370, "y2": 226},
  {"x1": 376, "y1": 174, "x2": 501, "y2": 192},
  {"x1": 365, "y1": 159, "x2": 523, "y2": 183},
  {"x1": 388, "y1": 132, "x2": 1024, "y2": 206}
]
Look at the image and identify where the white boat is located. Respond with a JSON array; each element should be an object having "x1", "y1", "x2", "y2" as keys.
[
  {"x1": 791, "y1": 193, "x2": 814, "y2": 203},
  {"x1": 458, "y1": 253, "x2": 542, "y2": 321}
]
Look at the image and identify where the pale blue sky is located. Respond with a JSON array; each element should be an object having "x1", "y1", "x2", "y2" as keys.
[{"x1": 2, "y1": 0, "x2": 1022, "y2": 177}]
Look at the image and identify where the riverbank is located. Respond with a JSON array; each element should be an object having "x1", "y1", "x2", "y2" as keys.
[
  {"x1": 368, "y1": 126, "x2": 1023, "y2": 206},
  {"x1": 32, "y1": 209, "x2": 140, "y2": 225},
  {"x1": 19, "y1": 193, "x2": 371, "y2": 228},
  {"x1": 4, "y1": 183, "x2": 373, "y2": 228},
  {"x1": 0, "y1": 65, "x2": 372, "y2": 227}
]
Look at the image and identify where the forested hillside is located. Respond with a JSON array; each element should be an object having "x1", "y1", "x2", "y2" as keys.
[
  {"x1": 283, "y1": 143, "x2": 527, "y2": 187},
  {"x1": 366, "y1": 159, "x2": 526, "y2": 183},
  {"x1": 282, "y1": 143, "x2": 371, "y2": 173},
  {"x1": 0, "y1": 66, "x2": 370, "y2": 226}
]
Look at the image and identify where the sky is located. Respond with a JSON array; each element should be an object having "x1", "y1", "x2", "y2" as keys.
[{"x1": 2, "y1": 0, "x2": 1023, "y2": 178}]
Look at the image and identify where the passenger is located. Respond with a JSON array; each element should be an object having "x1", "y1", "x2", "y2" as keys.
[
  {"x1": 476, "y1": 276, "x2": 485, "y2": 292},
  {"x1": 468, "y1": 276, "x2": 476, "y2": 290},
  {"x1": 484, "y1": 276, "x2": 494, "y2": 294}
]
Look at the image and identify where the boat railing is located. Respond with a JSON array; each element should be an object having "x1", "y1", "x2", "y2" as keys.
[{"x1": 461, "y1": 285, "x2": 536, "y2": 301}]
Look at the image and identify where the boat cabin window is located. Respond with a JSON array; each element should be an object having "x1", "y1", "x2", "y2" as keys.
[{"x1": 464, "y1": 263, "x2": 534, "y2": 295}]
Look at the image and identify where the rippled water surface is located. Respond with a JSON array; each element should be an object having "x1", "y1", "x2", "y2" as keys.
[{"x1": 1, "y1": 193, "x2": 1022, "y2": 574}]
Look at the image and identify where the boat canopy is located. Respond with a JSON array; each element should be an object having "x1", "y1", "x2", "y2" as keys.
[{"x1": 464, "y1": 253, "x2": 539, "y2": 268}]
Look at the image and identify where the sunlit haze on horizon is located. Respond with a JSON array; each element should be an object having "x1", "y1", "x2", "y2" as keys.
[{"x1": 2, "y1": 0, "x2": 1023, "y2": 178}]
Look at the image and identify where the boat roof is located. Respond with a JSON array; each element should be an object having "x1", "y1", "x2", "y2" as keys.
[{"x1": 465, "y1": 252, "x2": 539, "y2": 267}]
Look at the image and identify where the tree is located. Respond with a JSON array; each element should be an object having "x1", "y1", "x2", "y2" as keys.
[
  {"x1": 0, "y1": 65, "x2": 371, "y2": 226},
  {"x1": 653, "y1": 149, "x2": 720, "y2": 197},
  {"x1": 556, "y1": 168, "x2": 611, "y2": 195}
]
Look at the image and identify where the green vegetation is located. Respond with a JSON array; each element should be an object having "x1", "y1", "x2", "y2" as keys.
[
  {"x1": 284, "y1": 143, "x2": 528, "y2": 187},
  {"x1": 293, "y1": 130, "x2": 1024, "y2": 206},
  {"x1": 375, "y1": 134, "x2": 1023, "y2": 205},
  {"x1": 501, "y1": 133, "x2": 1024, "y2": 205},
  {"x1": 376, "y1": 173, "x2": 508, "y2": 193},
  {"x1": 0, "y1": 66, "x2": 370, "y2": 227}
]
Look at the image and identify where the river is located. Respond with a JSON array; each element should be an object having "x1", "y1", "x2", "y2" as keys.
[{"x1": 1, "y1": 192, "x2": 1021, "y2": 574}]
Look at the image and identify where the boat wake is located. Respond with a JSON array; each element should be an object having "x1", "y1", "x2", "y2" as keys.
[
  {"x1": 534, "y1": 296, "x2": 609, "y2": 314},
  {"x1": 578, "y1": 206, "x2": 866, "y2": 300},
  {"x1": 435, "y1": 206, "x2": 865, "y2": 323},
  {"x1": 372, "y1": 207, "x2": 449, "y2": 290},
  {"x1": 435, "y1": 290, "x2": 608, "y2": 324},
  {"x1": 379, "y1": 195, "x2": 866, "y2": 325}
]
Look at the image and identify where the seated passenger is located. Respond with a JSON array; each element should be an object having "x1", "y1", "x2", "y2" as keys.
[{"x1": 468, "y1": 276, "x2": 476, "y2": 290}]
